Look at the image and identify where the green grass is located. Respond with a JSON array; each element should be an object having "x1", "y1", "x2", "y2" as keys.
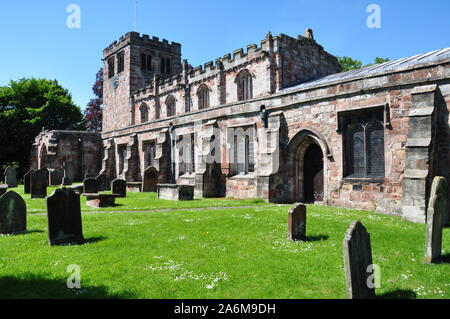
[
  {"x1": 8, "y1": 185, "x2": 268, "y2": 214},
  {"x1": 0, "y1": 202, "x2": 449, "y2": 299}
]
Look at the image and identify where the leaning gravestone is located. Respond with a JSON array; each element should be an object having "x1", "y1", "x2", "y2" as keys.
[
  {"x1": 288, "y1": 203, "x2": 307, "y2": 241},
  {"x1": 31, "y1": 168, "x2": 48, "y2": 199},
  {"x1": 424, "y1": 176, "x2": 449, "y2": 263},
  {"x1": 0, "y1": 191, "x2": 26, "y2": 234},
  {"x1": 112, "y1": 179, "x2": 126, "y2": 198},
  {"x1": 83, "y1": 178, "x2": 98, "y2": 194},
  {"x1": 96, "y1": 174, "x2": 111, "y2": 192},
  {"x1": 343, "y1": 221, "x2": 376, "y2": 299},
  {"x1": 24, "y1": 170, "x2": 35, "y2": 194},
  {"x1": 47, "y1": 188, "x2": 84, "y2": 245},
  {"x1": 4, "y1": 166, "x2": 17, "y2": 188}
]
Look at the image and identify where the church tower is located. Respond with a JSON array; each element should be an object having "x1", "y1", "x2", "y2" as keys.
[{"x1": 102, "y1": 32, "x2": 182, "y2": 132}]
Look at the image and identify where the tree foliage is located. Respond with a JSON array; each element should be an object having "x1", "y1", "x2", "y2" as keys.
[
  {"x1": 84, "y1": 68, "x2": 103, "y2": 132},
  {"x1": 338, "y1": 56, "x2": 390, "y2": 72},
  {"x1": 0, "y1": 78, "x2": 83, "y2": 176}
]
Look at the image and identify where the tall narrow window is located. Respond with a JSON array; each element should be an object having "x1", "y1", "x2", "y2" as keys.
[
  {"x1": 197, "y1": 84, "x2": 210, "y2": 110},
  {"x1": 143, "y1": 141, "x2": 156, "y2": 168},
  {"x1": 118, "y1": 145, "x2": 127, "y2": 175},
  {"x1": 343, "y1": 109, "x2": 385, "y2": 179},
  {"x1": 160, "y1": 57, "x2": 166, "y2": 73},
  {"x1": 230, "y1": 126, "x2": 255, "y2": 175},
  {"x1": 166, "y1": 58, "x2": 171, "y2": 74},
  {"x1": 236, "y1": 69, "x2": 253, "y2": 101},
  {"x1": 117, "y1": 52, "x2": 125, "y2": 73},
  {"x1": 141, "y1": 54, "x2": 147, "y2": 70},
  {"x1": 177, "y1": 133, "x2": 195, "y2": 175},
  {"x1": 108, "y1": 57, "x2": 115, "y2": 78},
  {"x1": 166, "y1": 95, "x2": 175, "y2": 117},
  {"x1": 140, "y1": 103, "x2": 149, "y2": 123},
  {"x1": 155, "y1": 104, "x2": 160, "y2": 120}
]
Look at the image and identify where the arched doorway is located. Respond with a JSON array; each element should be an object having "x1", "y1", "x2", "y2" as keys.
[
  {"x1": 286, "y1": 128, "x2": 330, "y2": 204},
  {"x1": 303, "y1": 143, "x2": 324, "y2": 203}
]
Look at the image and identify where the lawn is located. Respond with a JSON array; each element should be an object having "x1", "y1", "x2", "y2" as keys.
[
  {"x1": 8, "y1": 185, "x2": 268, "y2": 213},
  {"x1": 0, "y1": 199, "x2": 449, "y2": 299}
]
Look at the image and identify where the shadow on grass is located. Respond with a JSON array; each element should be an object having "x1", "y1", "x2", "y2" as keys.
[
  {"x1": 304, "y1": 235, "x2": 329, "y2": 242},
  {"x1": 377, "y1": 289, "x2": 417, "y2": 299},
  {"x1": 439, "y1": 253, "x2": 450, "y2": 264},
  {"x1": 83, "y1": 236, "x2": 107, "y2": 245},
  {"x1": 0, "y1": 273, "x2": 134, "y2": 298}
]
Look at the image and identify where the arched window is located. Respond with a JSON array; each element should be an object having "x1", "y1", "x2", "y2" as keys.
[
  {"x1": 166, "y1": 95, "x2": 175, "y2": 117},
  {"x1": 140, "y1": 103, "x2": 149, "y2": 123},
  {"x1": 197, "y1": 84, "x2": 210, "y2": 110},
  {"x1": 236, "y1": 69, "x2": 253, "y2": 101},
  {"x1": 343, "y1": 110, "x2": 385, "y2": 178}
]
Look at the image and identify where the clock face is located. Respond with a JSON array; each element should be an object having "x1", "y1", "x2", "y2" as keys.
[{"x1": 112, "y1": 76, "x2": 119, "y2": 89}]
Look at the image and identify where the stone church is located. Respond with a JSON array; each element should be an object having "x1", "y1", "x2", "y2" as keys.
[{"x1": 31, "y1": 29, "x2": 450, "y2": 223}]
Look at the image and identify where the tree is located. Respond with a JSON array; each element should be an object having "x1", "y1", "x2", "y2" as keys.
[
  {"x1": 0, "y1": 78, "x2": 83, "y2": 176},
  {"x1": 84, "y1": 68, "x2": 103, "y2": 132},
  {"x1": 338, "y1": 56, "x2": 390, "y2": 72},
  {"x1": 337, "y1": 56, "x2": 363, "y2": 72}
]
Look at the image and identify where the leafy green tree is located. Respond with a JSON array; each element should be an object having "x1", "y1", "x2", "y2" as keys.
[
  {"x1": 365, "y1": 57, "x2": 390, "y2": 67},
  {"x1": 337, "y1": 56, "x2": 363, "y2": 72},
  {"x1": 0, "y1": 78, "x2": 83, "y2": 176}
]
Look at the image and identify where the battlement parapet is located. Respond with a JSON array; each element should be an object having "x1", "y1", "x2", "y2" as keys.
[{"x1": 103, "y1": 31, "x2": 182, "y2": 57}]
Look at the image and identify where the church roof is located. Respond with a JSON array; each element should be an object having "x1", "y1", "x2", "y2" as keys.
[{"x1": 285, "y1": 47, "x2": 450, "y2": 92}]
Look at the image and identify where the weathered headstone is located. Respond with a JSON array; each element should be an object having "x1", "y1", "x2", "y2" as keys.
[
  {"x1": 0, "y1": 184, "x2": 7, "y2": 197},
  {"x1": 112, "y1": 179, "x2": 126, "y2": 198},
  {"x1": 0, "y1": 191, "x2": 26, "y2": 234},
  {"x1": 31, "y1": 168, "x2": 48, "y2": 199},
  {"x1": 343, "y1": 221, "x2": 375, "y2": 299},
  {"x1": 47, "y1": 188, "x2": 84, "y2": 245},
  {"x1": 24, "y1": 170, "x2": 35, "y2": 194},
  {"x1": 288, "y1": 203, "x2": 307, "y2": 241},
  {"x1": 62, "y1": 162, "x2": 74, "y2": 185},
  {"x1": 96, "y1": 174, "x2": 111, "y2": 192},
  {"x1": 4, "y1": 166, "x2": 17, "y2": 188},
  {"x1": 83, "y1": 178, "x2": 98, "y2": 194},
  {"x1": 143, "y1": 167, "x2": 159, "y2": 192},
  {"x1": 48, "y1": 168, "x2": 63, "y2": 186},
  {"x1": 424, "y1": 176, "x2": 449, "y2": 263}
]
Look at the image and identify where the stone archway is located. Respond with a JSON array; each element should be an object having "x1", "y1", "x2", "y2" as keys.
[
  {"x1": 286, "y1": 128, "x2": 330, "y2": 203},
  {"x1": 143, "y1": 166, "x2": 159, "y2": 192}
]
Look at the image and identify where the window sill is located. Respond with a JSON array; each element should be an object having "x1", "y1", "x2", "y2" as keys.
[
  {"x1": 179, "y1": 173, "x2": 195, "y2": 179},
  {"x1": 342, "y1": 177, "x2": 384, "y2": 184}
]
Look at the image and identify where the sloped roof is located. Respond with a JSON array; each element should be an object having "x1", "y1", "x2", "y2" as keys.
[{"x1": 284, "y1": 47, "x2": 450, "y2": 92}]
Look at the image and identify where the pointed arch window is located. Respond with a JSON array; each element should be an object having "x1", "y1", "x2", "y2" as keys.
[
  {"x1": 197, "y1": 84, "x2": 210, "y2": 110},
  {"x1": 343, "y1": 109, "x2": 385, "y2": 179},
  {"x1": 166, "y1": 95, "x2": 175, "y2": 117},
  {"x1": 236, "y1": 69, "x2": 253, "y2": 101},
  {"x1": 140, "y1": 103, "x2": 149, "y2": 123}
]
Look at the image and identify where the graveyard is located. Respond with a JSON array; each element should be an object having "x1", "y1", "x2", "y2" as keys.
[{"x1": 0, "y1": 182, "x2": 449, "y2": 299}]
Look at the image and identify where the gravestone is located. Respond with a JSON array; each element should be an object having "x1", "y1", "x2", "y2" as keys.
[
  {"x1": 288, "y1": 203, "x2": 307, "y2": 241},
  {"x1": 343, "y1": 221, "x2": 375, "y2": 299},
  {"x1": 112, "y1": 179, "x2": 126, "y2": 198},
  {"x1": 64, "y1": 162, "x2": 75, "y2": 183},
  {"x1": 424, "y1": 176, "x2": 449, "y2": 263},
  {"x1": 4, "y1": 166, "x2": 17, "y2": 188},
  {"x1": 48, "y1": 168, "x2": 63, "y2": 186},
  {"x1": 24, "y1": 170, "x2": 35, "y2": 194},
  {"x1": 96, "y1": 174, "x2": 111, "y2": 192},
  {"x1": 47, "y1": 188, "x2": 84, "y2": 245},
  {"x1": 143, "y1": 167, "x2": 159, "y2": 192},
  {"x1": 0, "y1": 184, "x2": 7, "y2": 197},
  {"x1": 0, "y1": 191, "x2": 26, "y2": 234},
  {"x1": 83, "y1": 178, "x2": 98, "y2": 194},
  {"x1": 31, "y1": 168, "x2": 48, "y2": 199}
]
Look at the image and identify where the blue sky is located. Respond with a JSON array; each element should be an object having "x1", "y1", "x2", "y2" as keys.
[{"x1": 0, "y1": 0, "x2": 449, "y2": 109}]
